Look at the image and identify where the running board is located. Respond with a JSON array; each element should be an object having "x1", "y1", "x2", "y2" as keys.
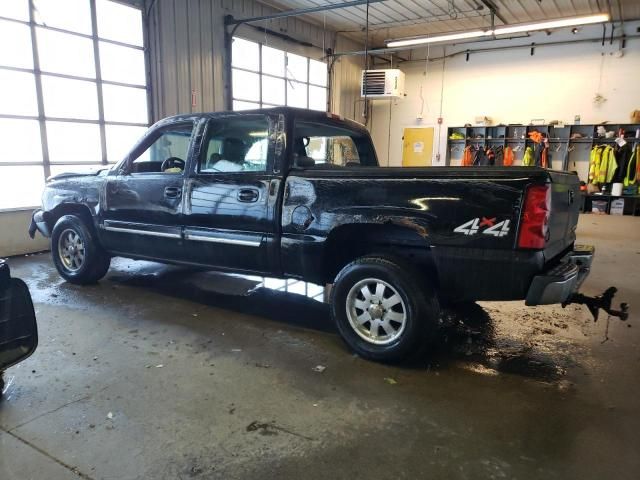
[{"x1": 563, "y1": 287, "x2": 629, "y2": 321}]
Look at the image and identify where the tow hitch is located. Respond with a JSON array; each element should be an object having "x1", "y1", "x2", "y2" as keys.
[{"x1": 563, "y1": 287, "x2": 629, "y2": 321}]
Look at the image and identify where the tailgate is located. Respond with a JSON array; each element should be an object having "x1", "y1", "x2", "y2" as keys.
[{"x1": 545, "y1": 171, "x2": 580, "y2": 260}]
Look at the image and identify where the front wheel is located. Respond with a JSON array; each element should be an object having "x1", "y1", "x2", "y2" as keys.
[
  {"x1": 330, "y1": 255, "x2": 439, "y2": 362},
  {"x1": 51, "y1": 215, "x2": 111, "y2": 284}
]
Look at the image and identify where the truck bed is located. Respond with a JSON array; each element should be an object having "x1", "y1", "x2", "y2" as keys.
[{"x1": 282, "y1": 166, "x2": 580, "y2": 301}]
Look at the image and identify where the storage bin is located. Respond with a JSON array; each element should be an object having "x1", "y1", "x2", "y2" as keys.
[
  {"x1": 592, "y1": 200, "x2": 608, "y2": 214},
  {"x1": 610, "y1": 198, "x2": 625, "y2": 215}
]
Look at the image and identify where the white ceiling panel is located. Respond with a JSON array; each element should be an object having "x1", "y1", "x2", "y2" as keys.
[{"x1": 256, "y1": 0, "x2": 640, "y2": 45}]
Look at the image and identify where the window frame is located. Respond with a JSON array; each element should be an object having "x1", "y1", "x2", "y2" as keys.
[
  {"x1": 194, "y1": 115, "x2": 275, "y2": 176},
  {"x1": 0, "y1": 0, "x2": 148, "y2": 211},
  {"x1": 230, "y1": 36, "x2": 328, "y2": 112}
]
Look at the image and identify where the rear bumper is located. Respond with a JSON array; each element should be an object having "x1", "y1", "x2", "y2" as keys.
[
  {"x1": 525, "y1": 245, "x2": 594, "y2": 306},
  {"x1": 28, "y1": 209, "x2": 50, "y2": 239}
]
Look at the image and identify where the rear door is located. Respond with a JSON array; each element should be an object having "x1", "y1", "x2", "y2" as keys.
[
  {"x1": 100, "y1": 120, "x2": 198, "y2": 261},
  {"x1": 181, "y1": 114, "x2": 280, "y2": 273},
  {"x1": 545, "y1": 171, "x2": 581, "y2": 259}
]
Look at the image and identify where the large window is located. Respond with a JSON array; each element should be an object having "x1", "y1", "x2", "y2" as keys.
[
  {"x1": 0, "y1": 0, "x2": 148, "y2": 210},
  {"x1": 231, "y1": 37, "x2": 328, "y2": 113}
]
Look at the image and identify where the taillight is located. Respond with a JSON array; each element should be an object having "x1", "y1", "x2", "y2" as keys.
[{"x1": 518, "y1": 184, "x2": 550, "y2": 249}]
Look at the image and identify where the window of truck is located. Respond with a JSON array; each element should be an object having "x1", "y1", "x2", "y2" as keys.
[
  {"x1": 293, "y1": 120, "x2": 376, "y2": 168},
  {"x1": 129, "y1": 123, "x2": 194, "y2": 174},
  {"x1": 199, "y1": 115, "x2": 270, "y2": 173}
]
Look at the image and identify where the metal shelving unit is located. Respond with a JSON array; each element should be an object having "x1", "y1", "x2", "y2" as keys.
[{"x1": 446, "y1": 123, "x2": 640, "y2": 181}]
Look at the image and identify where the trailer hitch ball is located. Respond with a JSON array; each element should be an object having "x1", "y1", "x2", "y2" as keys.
[{"x1": 563, "y1": 287, "x2": 629, "y2": 322}]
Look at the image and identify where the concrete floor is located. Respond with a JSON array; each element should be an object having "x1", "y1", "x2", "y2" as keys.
[{"x1": 1, "y1": 214, "x2": 639, "y2": 480}]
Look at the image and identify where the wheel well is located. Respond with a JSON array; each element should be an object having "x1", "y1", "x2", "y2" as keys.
[
  {"x1": 46, "y1": 204, "x2": 96, "y2": 233},
  {"x1": 322, "y1": 223, "x2": 438, "y2": 285}
]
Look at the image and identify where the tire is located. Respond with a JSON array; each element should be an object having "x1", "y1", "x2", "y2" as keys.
[
  {"x1": 330, "y1": 255, "x2": 439, "y2": 362},
  {"x1": 51, "y1": 215, "x2": 111, "y2": 284}
]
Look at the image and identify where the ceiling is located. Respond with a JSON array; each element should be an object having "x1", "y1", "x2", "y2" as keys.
[{"x1": 256, "y1": 0, "x2": 640, "y2": 46}]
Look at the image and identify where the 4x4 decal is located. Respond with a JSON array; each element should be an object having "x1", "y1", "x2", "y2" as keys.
[{"x1": 454, "y1": 217, "x2": 511, "y2": 237}]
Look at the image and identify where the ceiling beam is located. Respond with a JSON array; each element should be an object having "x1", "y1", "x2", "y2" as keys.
[
  {"x1": 479, "y1": 0, "x2": 508, "y2": 25},
  {"x1": 225, "y1": 0, "x2": 387, "y2": 26}
]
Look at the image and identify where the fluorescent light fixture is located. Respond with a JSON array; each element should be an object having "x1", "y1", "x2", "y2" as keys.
[
  {"x1": 387, "y1": 30, "x2": 492, "y2": 48},
  {"x1": 385, "y1": 14, "x2": 609, "y2": 48},
  {"x1": 493, "y1": 14, "x2": 609, "y2": 36}
]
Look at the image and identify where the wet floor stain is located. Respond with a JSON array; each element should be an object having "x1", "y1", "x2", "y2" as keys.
[{"x1": 9, "y1": 253, "x2": 594, "y2": 388}]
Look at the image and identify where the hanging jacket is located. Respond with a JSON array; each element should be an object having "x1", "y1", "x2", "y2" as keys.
[
  {"x1": 522, "y1": 146, "x2": 534, "y2": 166},
  {"x1": 527, "y1": 131, "x2": 549, "y2": 168},
  {"x1": 473, "y1": 147, "x2": 489, "y2": 166},
  {"x1": 589, "y1": 145, "x2": 618, "y2": 184},
  {"x1": 494, "y1": 146, "x2": 504, "y2": 166},
  {"x1": 531, "y1": 142, "x2": 546, "y2": 167},
  {"x1": 624, "y1": 145, "x2": 638, "y2": 186},
  {"x1": 541, "y1": 138, "x2": 549, "y2": 168},
  {"x1": 486, "y1": 148, "x2": 495, "y2": 166},
  {"x1": 503, "y1": 146, "x2": 514, "y2": 166},
  {"x1": 462, "y1": 145, "x2": 474, "y2": 166},
  {"x1": 613, "y1": 143, "x2": 633, "y2": 183},
  {"x1": 589, "y1": 146, "x2": 604, "y2": 183}
]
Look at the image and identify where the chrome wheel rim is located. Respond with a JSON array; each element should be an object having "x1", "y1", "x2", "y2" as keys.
[
  {"x1": 57, "y1": 228, "x2": 85, "y2": 272},
  {"x1": 346, "y1": 278, "x2": 407, "y2": 345}
]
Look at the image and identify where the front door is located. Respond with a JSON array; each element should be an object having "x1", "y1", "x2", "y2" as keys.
[
  {"x1": 100, "y1": 121, "x2": 197, "y2": 261},
  {"x1": 182, "y1": 114, "x2": 277, "y2": 273}
]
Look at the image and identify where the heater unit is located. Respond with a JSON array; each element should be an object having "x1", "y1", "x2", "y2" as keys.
[{"x1": 361, "y1": 69, "x2": 405, "y2": 99}]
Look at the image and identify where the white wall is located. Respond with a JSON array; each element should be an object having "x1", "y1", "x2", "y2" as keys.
[
  {"x1": 369, "y1": 22, "x2": 640, "y2": 167},
  {"x1": 0, "y1": 210, "x2": 49, "y2": 257}
]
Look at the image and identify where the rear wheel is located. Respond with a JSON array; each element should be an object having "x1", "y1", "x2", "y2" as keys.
[
  {"x1": 331, "y1": 255, "x2": 439, "y2": 362},
  {"x1": 51, "y1": 215, "x2": 110, "y2": 284}
]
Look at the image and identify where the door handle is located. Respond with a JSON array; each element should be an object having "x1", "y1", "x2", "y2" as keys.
[
  {"x1": 237, "y1": 188, "x2": 259, "y2": 203},
  {"x1": 164, "y1": 186, "x2": 182, "y2": 199}
]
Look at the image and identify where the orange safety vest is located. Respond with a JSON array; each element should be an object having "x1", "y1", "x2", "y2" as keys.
[
  {"x1": 462, "y1": 146, "x2": 473, "y2": 166},
  {"x1": 503, "y1": 146, "x2": 514, "y2": 166}
]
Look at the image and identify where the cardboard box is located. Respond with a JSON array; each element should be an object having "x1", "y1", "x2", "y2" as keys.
[{"x1": 610, "y1": 198, "x2": 624, "y2": 215}]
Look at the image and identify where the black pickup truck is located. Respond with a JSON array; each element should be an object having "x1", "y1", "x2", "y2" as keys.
[
  {"x1": 29, "y1": 107, "x2": 617, "y2": 361},
  {"x1": 1, "y1": 260, "x2": 38, "y2": 396}
]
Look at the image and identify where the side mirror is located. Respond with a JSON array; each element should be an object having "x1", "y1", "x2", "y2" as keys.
[{"x1": 0, "y1": 260, "x2": 38, "y2": 376}]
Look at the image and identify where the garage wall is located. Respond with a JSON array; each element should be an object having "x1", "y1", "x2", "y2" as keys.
[
  {"x1": 0, "y1": 210, "x2": 48, "y2": 258},
  {"x1": 369, "y1": 22, "x2": 640, "y2": 167},
  {"x1": 146, "y1": 0, "x2": 365, "y2": 121},
  {"x1": 330, "y1": 35, "x2": 368, "y2": 123}
]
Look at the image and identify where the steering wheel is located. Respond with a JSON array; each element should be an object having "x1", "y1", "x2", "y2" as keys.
[{"x1": 161, "y1": 157, "x2": 185, "y2": 172}]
